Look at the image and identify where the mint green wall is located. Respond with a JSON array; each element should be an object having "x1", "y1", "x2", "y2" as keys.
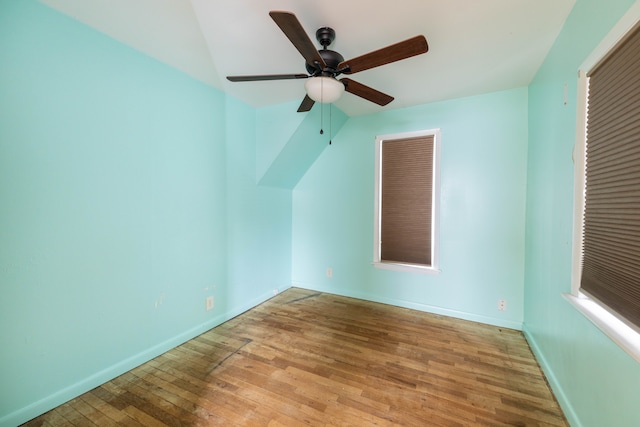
[
  {"x1": 256, "y1": 100, "x2": 306, "y2": 180},
  {"x1": 0, "y1": 2, "x2": 291, "y2": 425},
  {"x1": 225, "y1": 96, "x2": 292, "y2": 306},
  {"x1": 524, "y1": 0, "x2": 640, "y2": 426},
  {"x1": 292, "y1": 87, "x2": 529, "y2": 329},
  {"x1": 257, "y1": 102, "x2": 348, "y2": 189}
]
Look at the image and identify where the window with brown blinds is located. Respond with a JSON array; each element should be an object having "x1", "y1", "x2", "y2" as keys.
[
  {"x1": 380, "y1": 135, "x2": 434, "y2": 265},
  {"x1": 581, "y1": 23, "x2": 640, "y2": 330},
  {"x1": 374, "y1": 130, "x2": 440, "y2": 272}
]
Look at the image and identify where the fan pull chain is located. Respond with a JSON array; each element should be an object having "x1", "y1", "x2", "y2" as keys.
[
  {"x1": 320, "y1": 78, "x2": 324, "y2": 135},
  {"x1": 329, "y1": 103, "x2": 332, "y2": 145},
  {"x1": 317, "y1": 79, "x2": 332, "y2": 145}
]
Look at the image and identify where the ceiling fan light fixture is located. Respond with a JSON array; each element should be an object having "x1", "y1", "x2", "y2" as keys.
[{"x1": 305, "y1": 76, "x2": 344, "y2": 103}]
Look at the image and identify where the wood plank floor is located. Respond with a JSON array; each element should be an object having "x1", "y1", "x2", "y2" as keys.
[{"x1": 22, "y1": 288, "x2": 567, "y2": 426}]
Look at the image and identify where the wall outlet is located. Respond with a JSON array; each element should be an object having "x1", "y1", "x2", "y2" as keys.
[
  {"x1": 326, "y1": 267, "x2": 333, "y2": 278},
  {"x1": 498, "y1": 299, "x2": 507, "y2": 311},
  {"x1": 206, "y1": 296, "x2": 214, "y2": 311}
]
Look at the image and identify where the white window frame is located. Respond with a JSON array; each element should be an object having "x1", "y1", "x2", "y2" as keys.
[
  {"x1": 373, "y1": 129, "x2": 441, "y2": 275},
  {"x1": 566, "y1": 1, "x2": 640, "y2": 363}
]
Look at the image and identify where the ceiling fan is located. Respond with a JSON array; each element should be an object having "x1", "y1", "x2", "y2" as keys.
[{"x1": 227, "y1": 11, "x2": 429, "y2": 112}]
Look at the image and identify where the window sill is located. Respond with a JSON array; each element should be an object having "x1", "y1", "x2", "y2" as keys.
[
  {"x1": 373, "y1": 261, "x2": 440, "y2": 275},
  {"x1": 563, "y1": 292, "x2": 640, "y2": 364}
]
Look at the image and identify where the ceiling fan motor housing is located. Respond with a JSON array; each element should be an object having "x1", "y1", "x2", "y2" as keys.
[
  {"x1": 306, "y1": 49, "x2": 344, "y2": 76},
  {"x1": 303, "y1": 27, "x2": 344, "y2": 76}
]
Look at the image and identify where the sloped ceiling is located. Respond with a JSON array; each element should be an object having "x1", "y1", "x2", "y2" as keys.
[{"x1": 39, "y1": 0, "x2": 575, "y2": 116}]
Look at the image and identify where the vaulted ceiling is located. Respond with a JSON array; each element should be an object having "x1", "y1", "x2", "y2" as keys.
[{"x1": 39, "y1": 0, "x2": 575, "y2": 116}]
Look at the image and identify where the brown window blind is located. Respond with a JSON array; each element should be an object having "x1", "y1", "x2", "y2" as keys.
[
  {"x1": 581, "y1": 23, "x2": 640, "y2": 329},
  {"x1": 380, "y1": 135, "x2": 434, "y2": 265}
]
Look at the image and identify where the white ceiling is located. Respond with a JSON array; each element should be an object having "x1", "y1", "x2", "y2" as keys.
[{"x1": 39, "y1": 0, "x2": 575, "y2": 116}]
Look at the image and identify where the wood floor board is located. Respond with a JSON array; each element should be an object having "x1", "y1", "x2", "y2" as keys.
[
  {"x1": 55, "y1": 399, "x2": 97, "y2": 426},
  {"x1": 22, "y1": 288, "x2": 567, "y2": 426},
  {"x1": 37, "y1": 409, "x2": 74, "y2": 427},
  {"x1": 81, "y1": 389, "x2": 144, "y2": 426},
  {"x1": 67, "y1": 396, "x2": 115, "y2": 426},
  {"x1": 213, "y1": 368, "x2": 327, "y2": 425}
]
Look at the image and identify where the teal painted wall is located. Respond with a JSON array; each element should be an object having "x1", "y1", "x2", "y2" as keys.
[
  {"x1": 258, "y1": 103, "x2": 348, "y2": 189},
  {"x1": 292, "y1": 87, "x2": 529, "y2": 329},
  {"x1": 0, "y1": 2, "x2": 291, "y2": 425},
  {"x1": 225, "y1": 96, "x2": 292, "y2": 307},
  {"x1": 256, "y1": 100, "x2": 306, "y2": 181},
  {"x1": 524, "y1": 0, "x2": 640, "y2": 426}
]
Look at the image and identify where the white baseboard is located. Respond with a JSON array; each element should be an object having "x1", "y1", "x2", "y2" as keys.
[
  {"x1": 522, "y1": 325, "x2": 581, "y2": 427},
  {"x1": 292, "y1": 282, "x2": 523, "y2": 330}
]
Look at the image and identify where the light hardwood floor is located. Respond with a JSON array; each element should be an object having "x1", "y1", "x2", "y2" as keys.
[{"x1": 23, "y1": 288, "x2": 567, "y2": 426}]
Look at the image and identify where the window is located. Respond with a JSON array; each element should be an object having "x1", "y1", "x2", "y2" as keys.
[
  {"x1": 373, "y1": 129, "x2": 441, "y2": 274},
  {"x1": 569, "y1": 7, "x2": 640, "y2": 362}
]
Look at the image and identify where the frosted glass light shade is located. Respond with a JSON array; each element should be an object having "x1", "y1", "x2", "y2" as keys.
[{"x1": 304, "y1": 77, "x2": 344, "y2": 103}]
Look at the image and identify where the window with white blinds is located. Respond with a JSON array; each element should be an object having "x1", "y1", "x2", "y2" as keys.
[{"x1": 374, "y1": 129, "x2": 440, "y2": 274}]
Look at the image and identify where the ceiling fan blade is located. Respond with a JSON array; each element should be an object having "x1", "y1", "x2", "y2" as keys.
[
  {"x1": 269, "y1": 11, "x2": 326, "y2": 69},
  {"x1": 339, "y1": 35, "x2": 428, "y2": 74},
  {"x1": 227, "y1": 74, "x2": 308, "y2": 82},
  {"x1": 297, "y1": 95, "x2": 315, "y2": 112},
  {"x1": 341, "y1": 78, "x2": 394, "y2": 106}
]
